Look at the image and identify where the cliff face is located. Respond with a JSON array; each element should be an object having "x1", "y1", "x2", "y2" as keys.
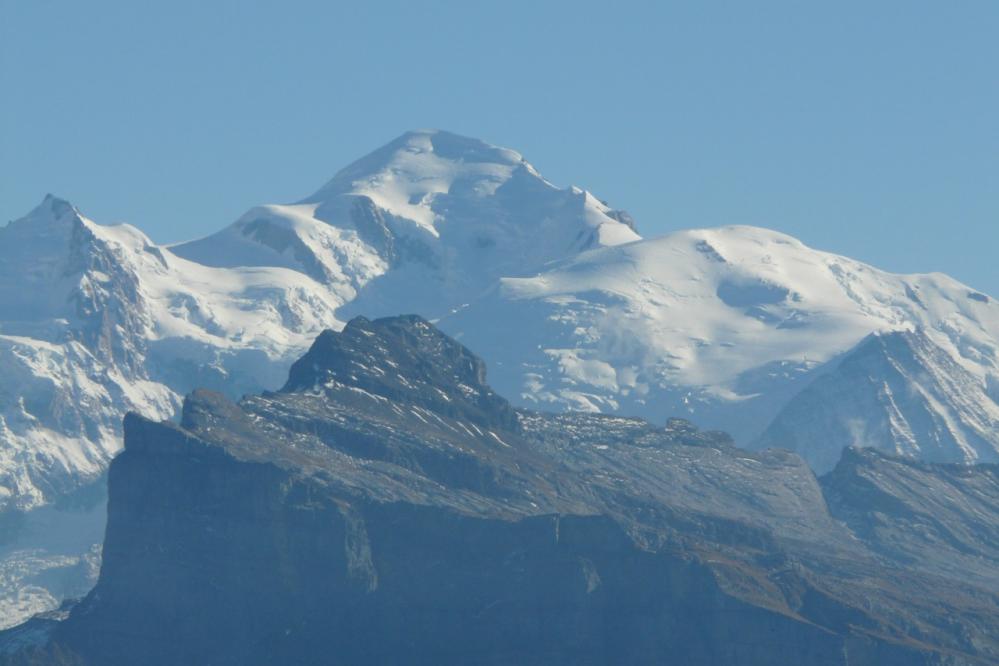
[
  {"x1": 4, "y1": 316, "x2": 997, "y2": 665},
  {"x1": 54, "y1": 442, "x2": 846, "y2": 666}
]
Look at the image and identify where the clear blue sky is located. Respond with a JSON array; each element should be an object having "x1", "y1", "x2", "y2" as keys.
[{"x1": 3, "y1": 1, "x2": 997, "y2": 293}]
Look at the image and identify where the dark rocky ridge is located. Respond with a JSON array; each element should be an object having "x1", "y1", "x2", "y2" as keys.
[
  {"x1": 282, "y1": 314, "x2": 519, "y2": 431},
  {"x1": 3, "y1": 316, "x2": 998, "y2": 665}
]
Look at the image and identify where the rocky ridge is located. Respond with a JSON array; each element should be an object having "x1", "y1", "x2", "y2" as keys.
[{"x1": 3, "y1": 317, "x2": 995, "y2": 665}]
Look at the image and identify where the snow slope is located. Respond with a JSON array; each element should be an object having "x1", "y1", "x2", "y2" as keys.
[
  {"x1": 756, "y1": 329, "x2": 999, "y2": 472},
  {"x1": 440, "y1": 225, "x2": 999, "y2": 457},
  {"x1": 0, "y1": 195, "x2": 344, "y2": 512},
  {"x1": 173, "y1": 129, "x2": 640, "y2": 320}
]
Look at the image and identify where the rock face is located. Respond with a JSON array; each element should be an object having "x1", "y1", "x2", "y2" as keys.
[
  {"x1": 821, "y1": 446, "x2": 999, "y2": 588},
  {"x1": 282, "y1": 315, "x2": 519, "y2": 431},
  {"x1": 3, "y1": 317, "x2": 996, "y2": 665}
]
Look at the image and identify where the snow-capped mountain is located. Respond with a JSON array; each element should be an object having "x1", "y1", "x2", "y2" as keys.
[
  {"x1": 0, "y1": 130, "x2": 640, "y2": 513},
  {"x1": 4, "y1": 128, "x2": 999, "y2": 627},
  {"x1": 439, "y1": 225, "x2": 999, "y2": 458},
  {"x1": 7, "y1": 130, "x2": 999, "y2": 510},
  {"x1": 172, "y1": 130, "x2": 639, "y2": 320},
  {"x1": 0, "y1": 132, "x2": 643, "y2": 626},
  {"x1": 7, "y1": 131, "x2": 999, "y2": 514},
  {"x1": 0, "y1": 195, "x2": 344, "y2": 513},
  {"x1": 756, "y1": 328, "x2": 999, "y2": 472}
]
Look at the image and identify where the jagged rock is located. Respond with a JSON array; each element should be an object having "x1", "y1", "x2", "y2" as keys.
[{"x1": 282, "y1": 315, "x2": 519, "y2": 431}]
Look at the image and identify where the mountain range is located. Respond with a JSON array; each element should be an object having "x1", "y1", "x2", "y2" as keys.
[
  {"x1": 2, "y1": 129, "x2": 999, "y2": 628},
  {"x1": 2, "y1": 315, "x2": 996, "y2": 664}
]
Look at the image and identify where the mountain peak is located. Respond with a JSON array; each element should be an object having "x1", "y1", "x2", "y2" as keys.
[
  {"x1": 7, "y1": 194, "x2": 83, "y2": 231},
  {"x1": 282, "y1": 315, "x2": 519, "y2": 430},
  {"x1": 0, "y1": 196, "x2": 94, "y2": 274},
  {"x1": 37, "y1": 193, "x2": 78, "y2": 220},
  {"x1": 396, "y1": 129, "x2": 526, "y2": 163},
  {"x1": 174, "y1": 129, "x2": 640, "y2": 322},
  {"x1": 756, "y1": 324, "x2": 999, "y2": 472},
  {"x1": 304, "y1": 129, "x2": 535, "y2": 209}
]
